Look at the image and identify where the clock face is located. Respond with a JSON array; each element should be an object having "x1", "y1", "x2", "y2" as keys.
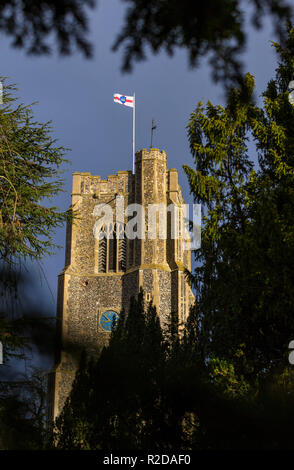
[{"x1": 99, "y1": 310, "x2": 119, "y2": 332}]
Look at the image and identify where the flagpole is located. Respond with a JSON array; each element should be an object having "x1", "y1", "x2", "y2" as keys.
[{"x1": 132, "y1": 92, "x2": 135, "y2": 174}]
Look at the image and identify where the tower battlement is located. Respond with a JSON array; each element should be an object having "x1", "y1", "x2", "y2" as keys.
[
  {"x1": 71, "y1": 169, "x2": 132, "y2": 197},
  {"x1": 135, "y1": 148, "x2": 167, "y2": 161}
]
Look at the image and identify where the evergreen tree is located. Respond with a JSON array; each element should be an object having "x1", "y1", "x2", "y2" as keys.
[
  {"x1": 0, "y1": 367, "x2": 48, "y2": 449},
  {"x1": 53, "y1": 351, "x2": 94, "y2": 449},
  {"x1": 0, "y1": 78, "x2": 70, "y2": 264},
  {"x1": 54, "y1": 292, "x2": 167, "y2": 450},
  {"x1": 0, "y1": 77, "x2": 70, "y2": 359},
  {"x1": 0, "y1": 78, "x2": 70, "y2": 449},
  {"x1": 184, "y1": 24, "x2": 294, "y2": 380},
  {"x1": 181, "y1": 22, "x2": 294, "y2": 448}
]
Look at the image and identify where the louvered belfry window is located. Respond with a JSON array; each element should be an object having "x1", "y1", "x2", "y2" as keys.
[
  {"x1": 98, "y1": 227, "x2": 107, "y2": 273},
  {"x1": 98, "y1": 223, "x2": 126, "y2": 273},
  {"x1": 117, "y1": 222, "x2": 126, "y2": 271}
]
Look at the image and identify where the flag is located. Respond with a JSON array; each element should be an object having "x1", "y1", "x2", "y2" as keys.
[
  {"x1": 114, "y1": 93, "x2": 134, "y2": 108},
  {"x1": 113, "y1": 91, "x2": 136, "y2": 174}
]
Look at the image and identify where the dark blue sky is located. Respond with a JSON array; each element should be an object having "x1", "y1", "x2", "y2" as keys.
[{"x1": 2, "y1": 1, "x2": 277, "y2": 310}]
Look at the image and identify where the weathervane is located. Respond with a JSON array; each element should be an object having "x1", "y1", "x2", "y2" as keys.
[{"x1": 150, "y1": 118, "x2": 157, "y2": 148}]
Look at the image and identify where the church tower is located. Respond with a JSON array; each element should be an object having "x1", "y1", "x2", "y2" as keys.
[{"x1": 48, "y1": 148, "x2": 195, "y2": 421}]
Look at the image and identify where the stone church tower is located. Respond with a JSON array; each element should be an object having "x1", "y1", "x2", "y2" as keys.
[{"x1": 48, "y1": 148, "x2": 195, "y2": 422}]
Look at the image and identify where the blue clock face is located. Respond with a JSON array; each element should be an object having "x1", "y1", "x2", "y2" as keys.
[{"x1": 99, "y1": 310, "x2": 119, "y2": 332}]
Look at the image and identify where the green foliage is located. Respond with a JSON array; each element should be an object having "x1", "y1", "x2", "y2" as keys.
[
  {"x1": 0, "y1": 79, "x2": 69, "y2": 368},
  {"x1": 0, "y1": 80, "x2": 69, "y2": 450},
  {"x1": 184, "y1": 23, "x2": 294, "y2": 381},
  {"x1": 207, "y1": 357, "x2": 250, "y2": 398},
  {"x1": 0, "y1": 78, "x2": 70, "y2": 262}
]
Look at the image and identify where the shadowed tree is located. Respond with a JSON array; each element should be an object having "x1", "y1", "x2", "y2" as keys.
[
  {"x1": 0, "y1": 0, "x2": 94, "y2": 57},
  {"x1": 0, "y1": 78, "x2": 70, "y2": 449},
  {"x1": 113, "y1": 0, "x2": 293, "y2": 87},
  {"x1": 53, "y1": 292, "x2": 168, "y2": 450},
  {"x1": 0, "y1": 1, "x2": 294, "y2": 88},
  {"x1": 0, "y1": 367, "x2": 48, "y2": 449}
]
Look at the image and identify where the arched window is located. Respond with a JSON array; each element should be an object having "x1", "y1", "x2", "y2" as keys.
[
  {"x1": 108, "y1": 224, "x2": 117, "y2": 272},
  {"x1": 98, "y1": 226, "x2": 107, "y2": 273},
  {"x1": 117, "y1": 222, "x2": 126, "y2": 271},
  {"x1": 98, "y1": 223, "x2": 126, "y2": 273}
]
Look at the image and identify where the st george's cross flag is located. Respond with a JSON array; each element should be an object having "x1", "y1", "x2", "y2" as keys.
[{"x1": 113, "y1": 93, "x2": 134, "y2": 108}]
